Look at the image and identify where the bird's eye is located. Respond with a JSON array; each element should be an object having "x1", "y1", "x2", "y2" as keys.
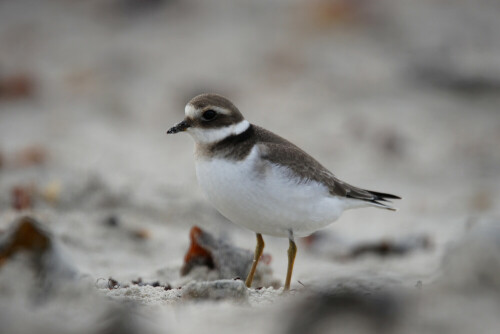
[{"x1": 202, "y1": 110, "x2": 217, "y2": 121}]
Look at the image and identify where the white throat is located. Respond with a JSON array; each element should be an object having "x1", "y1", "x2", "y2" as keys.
[{"x1": 188, "y1": 119, "x2": 250, "y2": 144}]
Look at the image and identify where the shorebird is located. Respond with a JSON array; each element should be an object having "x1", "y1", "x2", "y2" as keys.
[{"x1": 167, "y1": 93, "x2": 400, "y2": 290}]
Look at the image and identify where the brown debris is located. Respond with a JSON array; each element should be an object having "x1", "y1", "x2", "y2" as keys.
[
  {"x1": 0, "y1": 216, "x2": 50, "y2": 267},
  {"x1": 306, "y1": 0, "x2": 359, "y2": 27},
  {"x1": 0, "y1": 74, "x2": 35, "y2": 100},
  {"x1": 14, "y1": 145, "x2": 47, "y2": 167},
  {"x1": 102, "y1": 216, "x2": 150, "y2": 240},
  {"x1": 11, "y1": 185, "x2": 35, "y2": 211},
  {"x1": 180, "y1": 226, "x2": 278, "y2": 287},
  {"x1": 0, "y1": 145, "x2": 48, "y2": 169},
  {"x1": 0, "y1": 216, "x2": 77, "y2": 297},
  {"x1": 181, "y1": 226, "x2": 215, "y2": 275},
  {"x1": 130, "y1": 228, "x2": 151, "y2": 240}
]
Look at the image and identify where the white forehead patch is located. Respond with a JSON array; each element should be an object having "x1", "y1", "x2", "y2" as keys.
[
  {"x1": 188, "y1": 120, "x2": 250, "y2": 144},
  {"x1": 185, "y1": 104, "x2": 199, "y2": 118}
]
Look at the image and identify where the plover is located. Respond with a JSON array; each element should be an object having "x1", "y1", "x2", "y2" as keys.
[{"x1": 167, "y1": 93, "x2": 400, "y2": 290}]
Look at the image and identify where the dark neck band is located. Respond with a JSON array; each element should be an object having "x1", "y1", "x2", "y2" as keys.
[{"x1": 215, "y1": 123, "x2": 254, "y2": 147}]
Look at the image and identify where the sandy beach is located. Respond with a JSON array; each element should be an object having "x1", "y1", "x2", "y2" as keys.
[{"x1": 1, "y1": 1, "x2": 500, "y2": 333}]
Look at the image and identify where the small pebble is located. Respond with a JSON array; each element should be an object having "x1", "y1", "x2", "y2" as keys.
[
  {"x1": 108, "y1": 277, "x2": 120, "y2": 289},
  {"x1": 104, "y1": 215, "x2": 120, "y2": 228}
]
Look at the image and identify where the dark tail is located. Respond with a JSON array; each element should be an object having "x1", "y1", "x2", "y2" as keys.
[{"x1": 364, "y1": 190, "x2": 401, "y2": 211}]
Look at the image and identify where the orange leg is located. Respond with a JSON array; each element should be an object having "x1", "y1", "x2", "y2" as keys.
[
  {"x1": 245, "y1": 233, "x2": 264, "y2": 288},
  {"x1": 284, "y1": 238, "x2": 297, "y2": 291}
]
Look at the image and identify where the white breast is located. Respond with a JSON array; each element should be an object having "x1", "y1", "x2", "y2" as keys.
[{"x1": 195, "y1": 145, "x2": 351, "y2": 237}]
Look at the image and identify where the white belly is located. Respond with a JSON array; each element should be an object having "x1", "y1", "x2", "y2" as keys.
[{"x1": 195, "y1": 146, "x2": 349, "y2": 237}]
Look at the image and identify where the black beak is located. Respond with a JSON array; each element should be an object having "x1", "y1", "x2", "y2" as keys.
[{"x1": 167, "y1": 120, "x2": 190, "y2": 134}]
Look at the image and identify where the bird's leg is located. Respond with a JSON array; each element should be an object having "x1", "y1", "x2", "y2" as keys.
[
  {"x1": 245, "y1": 233, "x2": 264, "y2": 288},
  {"x1": 284, "y1": 231, "x2": 297, "y2": 291}
]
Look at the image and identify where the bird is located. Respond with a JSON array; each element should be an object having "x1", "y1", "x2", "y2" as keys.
[{"x1": 167, "y1": 93, "x2": 400, "y2": 291}]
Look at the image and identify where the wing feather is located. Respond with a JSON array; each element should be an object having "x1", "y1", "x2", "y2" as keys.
[{"x1": 253, "y1": 125, "x2": 400, "y2": 209}]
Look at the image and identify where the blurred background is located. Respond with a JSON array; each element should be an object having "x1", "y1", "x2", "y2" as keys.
[{"x1": 1, "y1": 0, "x2": 499, "y2": 334}]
